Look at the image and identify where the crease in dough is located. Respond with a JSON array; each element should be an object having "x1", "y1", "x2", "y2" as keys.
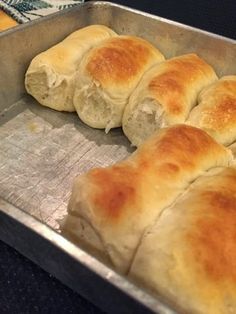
[
  {"x1": 126, "y1": 164, "x2": 233, "y2": 276},
  {"x1": 61, "y1": 205, "x2": 112, "y2": 266},
  {"x1": 124, "y1": 97, "x2": 166, "y2": 147},
  {"x1": 229, "y1": 141, "x2": 236, "y2": 158},
  {"x1": 74, "y1": 81, "x2": 126, "y2": 132}
]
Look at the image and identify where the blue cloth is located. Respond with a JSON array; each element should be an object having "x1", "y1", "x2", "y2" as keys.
[{"x1": 0, "y1": 0, "x2": 84, "y2": 23}]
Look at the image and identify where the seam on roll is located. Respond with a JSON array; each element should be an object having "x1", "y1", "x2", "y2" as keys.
[
  {"x1": 127, "y1": 161, "x2": 234, "y2": 275},
  {"x1": 62, "y1": 212, "x2": 113, "y2": 265}
]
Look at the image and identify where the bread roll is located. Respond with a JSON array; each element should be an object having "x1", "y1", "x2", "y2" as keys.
[
  {"x1": 129, "y1": 166, "x2": 236, "y2": 314},
  {"x1": 63, "y1": 125, "x2": 232, "y2": 274},
  {"x1": 73, "y1": 36, "x2": 165, "y2": 132},
  {"x1": 122, "y1": 53, "x2": 217, "y2": 147},
  {"x1": 25, "y1": 25, "x2": 117, "y2": 112},
  {"x1": 187, "y1": 75, "x2": 236, "y2": 146}
]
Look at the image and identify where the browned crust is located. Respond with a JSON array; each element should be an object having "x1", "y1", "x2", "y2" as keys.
[
  {"x1": 87, "y1": 125, "x2": 228, "y2": 224},
  {"x1": 199, "y1": 79, "x2": 236, "y2": 131},
  {"x1": 86, "y1": 36, "x2": 162, "y2": 85},
  {"x1": 148, "y1": 54, "x2": 216, "y2": 117},
  {"x1": 186, "y1": 169, "x2": 236, "y2": 283}
]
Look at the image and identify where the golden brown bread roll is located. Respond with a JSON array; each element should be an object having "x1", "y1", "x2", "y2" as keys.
[
  {"x1": 129, "y1": 166, "x2": 236, "y2": 314},
  {"x1": 122, "y1": 53, "x2": 217, "y2": 146},
  {"x1": 62, "y1": 125, "x2": 233, "y2": 274},
  {"x1": 25, "y1": 25, "x2": 117, "y2": 111},
  {"x1": 187, "y1": 75, "x2": 236, "y2": 146},
  {"x1": 72, "y1": 35, "x2": 165, "y2": 132}
]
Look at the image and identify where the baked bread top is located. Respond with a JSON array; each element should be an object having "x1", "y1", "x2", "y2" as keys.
[
  {"x1": 188, "y1": 75, "x2": 236, "y2": 145},
  {"x1": 130, "y1": 166, "x2": 236, "y2": 314}
]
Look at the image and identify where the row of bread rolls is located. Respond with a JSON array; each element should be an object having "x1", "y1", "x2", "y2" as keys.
[
  {"x1": 62, "y1": 124, "x2": 235, "y2": 314},
  {"x1": 25, "y1": 25, "x2": 236, "y2": 149},
  {"x1": 123, "y1": 59, "x2": 234, "y2": 147},
  {"x1": 25, "y1": 24, "x2": 165, "y2": 121},
  {"x1": 25, "y1": 25, "x2": 236, "y2": 314},
  {"x1": 124, "y1": 67, "x2": 236, "y2": 147},
  {"x1": 73, "y1": 33, "x2": 165, "y2": 132},
  {"x1": 73, "y1": 34, "x2": 236, "y2": 146}
]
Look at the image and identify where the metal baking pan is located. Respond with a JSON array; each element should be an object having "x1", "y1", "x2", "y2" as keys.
[{"x1": 0, "y1": 2, "x2": 235, "y2": 313}]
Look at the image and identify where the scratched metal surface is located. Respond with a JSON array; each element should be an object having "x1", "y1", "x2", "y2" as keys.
[
  {"x1": 0, "y1": 2, "x2": 235, "y2": 314},
  {"x1": 0, "y1": 97, "x2": 133, "y2": 230}
]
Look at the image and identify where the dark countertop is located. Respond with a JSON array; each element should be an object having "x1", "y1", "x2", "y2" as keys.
[
  {"x1": 0, "y1": 240, "x2": 103, "y2": 314},
  {"x1": 0, "y1": 1, "x2": 235, "y2": 314}
]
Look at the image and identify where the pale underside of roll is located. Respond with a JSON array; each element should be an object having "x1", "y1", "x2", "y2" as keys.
[
  {"x1": 72, "y1": 35, "x2": 165, "y2": 132},
  {"x1": 122, "y1": 53, "x2": 218, "y2": 147},
  {"x1": 129, "y1": 166, "x2": 236, "y2": 314},
  {"x1": 25, "y1": 25, "x2": 117, "y2": 112},
  {"x1": 62, "y1": 125, "x2": 233, "y2": 274},
  {"x1": 187, "y1": 75, "x2": 236, "y2": 146}
]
